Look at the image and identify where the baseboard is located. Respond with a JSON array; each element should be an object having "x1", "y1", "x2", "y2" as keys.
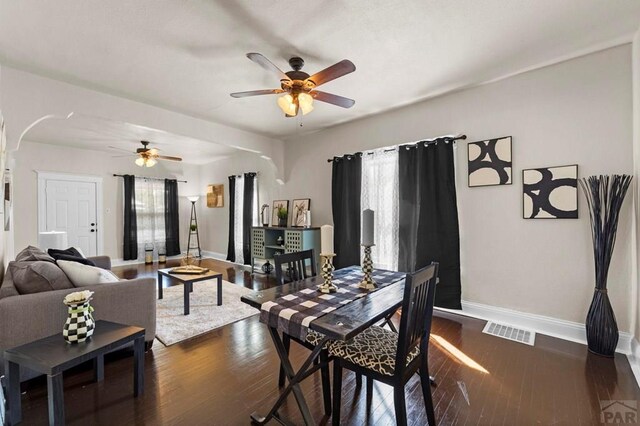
[
  {"x1": 629, "y1": 338, "x2": 640, "y2": 386},
  {"x1": 200, "y1": 250, "x2": 226, "y2": 261},
  {"x1": 438, "y1": 300, "x2": 633, "y2": 355}
]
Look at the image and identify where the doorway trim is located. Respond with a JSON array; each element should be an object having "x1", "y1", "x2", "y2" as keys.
[{"x1": 36, "y1": 171, "x2": 104, "y2": 255}]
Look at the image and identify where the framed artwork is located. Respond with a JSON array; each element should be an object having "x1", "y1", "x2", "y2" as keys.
[
  {"x1": 291, "y1": 199, "x2": 310, "y2": 227},
  {"x1": 523, "y1": 164, "x2": 578, "y2": 219},
  {"x1": 271, "y1": 200, "x2": 289, "y2": 227},
  {"x1": 207, "y1": 184, "x2": 224, "y2": 208},
  {"x1": 468, "y1": 136, "x2": 512, "y2": 187}
]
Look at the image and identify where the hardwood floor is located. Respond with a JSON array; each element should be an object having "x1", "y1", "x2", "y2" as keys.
[{"x1": 15, "y1": 258, "x2": 640, "y2": 425}]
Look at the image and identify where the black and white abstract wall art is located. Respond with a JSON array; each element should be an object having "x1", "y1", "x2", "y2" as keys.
[
  {"x1": 468, "y1": 136, "x2": 512, "y2": 187},
  {"x1": 522, "y1": 164, "x2": 578, "y2": 219}
]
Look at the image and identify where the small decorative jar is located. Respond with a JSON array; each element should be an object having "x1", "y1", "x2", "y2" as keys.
[
  {"x1": 158, "y1": 245, "x2": 167, "y2": 263},
  {"x1": 276, "y1": 236, "x2": 284, "y2": 246},
  {"x1": 63, "y1": 291, "x2": 95, "y2": 344},
  {"x1": 145, "y1": 243, "x2": 154, "y2": 264},
  {"x1": 262, "y1": 260, "x2": 273, "y2": 275}
]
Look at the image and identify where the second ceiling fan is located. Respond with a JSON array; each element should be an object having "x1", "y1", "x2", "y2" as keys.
[{"x1": 230, "y1": 53, "x2": 356, "y2": 117}]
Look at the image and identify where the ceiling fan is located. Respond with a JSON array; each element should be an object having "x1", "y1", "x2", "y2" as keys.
[
  {"x1": 230, "y1": 53, "x2": 356, "y2": 117},
  {"x1": 109, "y1": 141, "x2": 183, "y2": 168}
]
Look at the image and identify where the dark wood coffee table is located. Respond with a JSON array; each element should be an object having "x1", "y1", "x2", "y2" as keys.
[
  {"x1": 3, "y1": 320, "x2": 145, "y2": 426},
  {"x1": 157, "y1": 268, "x2": 223, "y2": 315}
]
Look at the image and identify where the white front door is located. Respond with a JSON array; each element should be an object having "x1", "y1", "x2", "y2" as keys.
[{"x1": 44, "y1": 179, "x2": 98, "y2": 256}]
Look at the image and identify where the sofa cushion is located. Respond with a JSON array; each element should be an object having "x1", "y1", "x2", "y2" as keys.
[
  {"x1": 8, "y1": 261, "x2": 75, "y2": 295},
  {"x1": 57, "y1": 260, "x2": 119, "y2": 287},
  {"x1": 15, "y1": 246, "x2": 54, "y2": 263}
]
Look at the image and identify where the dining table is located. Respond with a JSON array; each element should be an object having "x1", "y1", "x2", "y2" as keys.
[{"x1": 240, "y1": 265, "x2": 407, "y2": 426}]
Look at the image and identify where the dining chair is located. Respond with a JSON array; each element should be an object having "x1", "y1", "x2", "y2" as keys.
[
  {"x1": 274, "y1": 249, "x2": 317, "y2": 286},
  {"x1": 330, "y1": 262, "x2": 439, "y2": 426}
]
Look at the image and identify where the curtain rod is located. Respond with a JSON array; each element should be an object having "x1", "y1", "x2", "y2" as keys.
[
  {"x1": 112, "y1": 174, "x2": 187, "y2": 183},
  {"x1": 326, "y1": 134, "x2": 467, "y2": 163}
]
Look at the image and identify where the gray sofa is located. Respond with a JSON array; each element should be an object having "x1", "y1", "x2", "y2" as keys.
[{"x1": 0, "y1": 256, "x2": 156, "y2": 382}]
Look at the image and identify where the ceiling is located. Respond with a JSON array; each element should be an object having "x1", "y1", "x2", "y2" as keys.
[
  {"x1": 1, "y1": 0, "x2": 640, "y2": 140},
  {"x1": 23, "y1": 114, "x2": 238, "y2": 165}
]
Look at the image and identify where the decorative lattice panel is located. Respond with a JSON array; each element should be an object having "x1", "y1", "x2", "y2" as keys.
[
  {"x1": 285, "y1": 230, "x2": 302, "y2": 253},
  {"x1": 252, "y1": 228, "x2": 265, "y2": 258}
]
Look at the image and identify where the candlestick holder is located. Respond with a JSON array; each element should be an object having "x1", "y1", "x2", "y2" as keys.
[
  {"x1": 318, "y1": 253, "x2": 337, "y2": 294},
  {"x1": 359, "y1": 244, "x2": 377, "y2": 290}
]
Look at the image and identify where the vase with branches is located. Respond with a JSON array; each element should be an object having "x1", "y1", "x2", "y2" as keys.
[{"x1": 579, "y1": 174, "x2": 632, "y2": 357}]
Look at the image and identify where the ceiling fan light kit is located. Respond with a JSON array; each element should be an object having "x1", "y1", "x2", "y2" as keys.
[
  {"x1": 111, "y1": 140, "x2": 183, "y2": 168},
  {"x1": 230, "y1": 53, "x2": 356, "y2": 117}
]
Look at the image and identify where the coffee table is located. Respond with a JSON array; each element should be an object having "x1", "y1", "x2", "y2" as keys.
[
  {"x1": 157, "y1": 268, "x2": 223, "y2": 315},
  {"x1": 3, "y1": 320, "x2": 145, "y2": 426}
]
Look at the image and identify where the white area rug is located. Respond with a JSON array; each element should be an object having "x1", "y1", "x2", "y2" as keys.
[{"x1": 155, "y1": 279, "x2": 258, "y2": 346}]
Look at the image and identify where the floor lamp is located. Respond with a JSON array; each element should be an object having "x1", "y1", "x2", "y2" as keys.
[{"x1": 187, "y1": 196, "x2": 202, "y2": 258}]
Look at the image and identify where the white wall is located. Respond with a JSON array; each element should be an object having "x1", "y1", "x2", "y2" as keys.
[
  {"x1": 197, "y1": 151, "x2": 282, "y2": 256},
  {"x1": 283, "y1": 45, "x2": 634, "y2": 331},
  {"x1": 13, "y1": 141, "x2": 201, "y2": 260}
]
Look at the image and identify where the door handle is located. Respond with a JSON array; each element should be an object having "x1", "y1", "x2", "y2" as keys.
[
  {"x1": 91, "y1": 223, "x2": 96, "y2": 226},
  {"x1": 90, "y1": 229, "x2": 95, "y2": 233}
]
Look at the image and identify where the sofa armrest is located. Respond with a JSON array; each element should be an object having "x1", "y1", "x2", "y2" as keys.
[{"x1": 88, "y1": 255, "x2": 112, "y2": 270}]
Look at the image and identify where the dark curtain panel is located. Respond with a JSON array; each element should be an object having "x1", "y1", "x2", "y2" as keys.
[
  {"x1": 123, "y1": 174, "x2": 138, "y2": 260},
  {"x1": 331, "y1": 154, "x2": 362, "y2": 269},
  {"x1": 226, "y1": 175, "x2": 236, "y2": 262},
  {"x1": 398, "y1": 140, "x2": 462, "y2": 309},
  {"x1": 164, "y1": 179, "x2": 181, "y2": 256},
  {"x1": 242, "y1": 173, "x2": 256, "y2": 265}
]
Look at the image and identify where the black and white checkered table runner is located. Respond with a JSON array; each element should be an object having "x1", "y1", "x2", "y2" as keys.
[{"x1": 260, "y1": 266, "x2": 406, "y2": 341}]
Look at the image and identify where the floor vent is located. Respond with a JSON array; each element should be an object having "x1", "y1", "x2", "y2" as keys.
[{"x1": 482, "y1": 321, "x2": 535, "y2": 346}]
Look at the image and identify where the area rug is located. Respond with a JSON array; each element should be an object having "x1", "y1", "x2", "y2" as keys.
[{"x1": 155, "y1": 279, "x2": 258, "y2": 346}]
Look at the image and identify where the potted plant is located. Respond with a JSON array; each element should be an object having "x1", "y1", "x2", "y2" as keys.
[
  {"x1": 190, "y1": 224, "x2": 197, "y2": 232},
  {"x1": 277, "y1": 207, "x2": 288, "y2": 227},
  {"x1": 579, "y1": 174, "x2": 632, "y2": 357}
]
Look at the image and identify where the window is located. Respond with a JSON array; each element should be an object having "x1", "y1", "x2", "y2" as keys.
[
  {"x1": 361, "y1": 148, "x2": 399, "y2": 270},
  {"x1": 135, "y1": 177, "x2": 165, "y2": 258}
]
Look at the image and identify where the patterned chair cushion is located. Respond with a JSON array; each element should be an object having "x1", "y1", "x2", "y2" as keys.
[
  {"x1": 305, "y1": 329, "x2": 327, "y2": 346},
  {"x1": 328, "y1": 326, "x2": 420, "y2": 376}
]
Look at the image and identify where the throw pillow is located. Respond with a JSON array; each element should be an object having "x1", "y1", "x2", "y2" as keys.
[
  {"x1": 48, "y1": 247, "x2": 84, "y2": 260},
  {"x1": 15, "y1": 246, "x2": 55, "y2": 263},
  {"x1": 57, "y1": 260, "x2": 119, "y2": 287},
  {"x1": 8, "y1": 261, "x2": 75, "y2": 294},
  {"x1": 54, "y1": 254, "x2": 96, "y2": 266}
]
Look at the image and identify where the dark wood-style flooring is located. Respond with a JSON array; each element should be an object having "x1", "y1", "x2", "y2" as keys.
[{"x1": 15, "y1": 258, "x2": 640, "y2": 425}]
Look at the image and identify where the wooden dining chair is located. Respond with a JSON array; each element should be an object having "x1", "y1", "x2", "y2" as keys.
[
  {"x1": 274, "y1": 249, "x2": 317, "y2": 286},
  {"x1": 330, "y1": 262, "x2": 439, "y2": 426}
]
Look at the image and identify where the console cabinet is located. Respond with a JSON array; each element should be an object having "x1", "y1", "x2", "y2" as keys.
[{"x1": 251, "y1": 226, "x2": 321, "y2": 274}]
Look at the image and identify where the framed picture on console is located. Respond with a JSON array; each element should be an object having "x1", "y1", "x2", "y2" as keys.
[
  {"x1": 291, "y1": 199, "x2": 310, "y2": 227},
  {"x1": 271, "y1": 200, "x2": 289, "y2": 227},
  {"x1": 468, "y1": 136, "x2": 512, "y2": 187},
  {"x1": 522, "y1": 164, "x2": 578, "y2": 219}
]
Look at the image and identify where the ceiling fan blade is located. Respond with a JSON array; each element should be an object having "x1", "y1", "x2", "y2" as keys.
[
  {"x1": 246, "y1": 53, "x2": 291, "y2": 82},
  {"x1": 306, "y1": 60, "x2": 355, "y2": 87},
  {"x1": 111, "y1": 154, "x2": 138, "y2": 158},
  {"x1": 108, "y1": 146, "x2": 134, "y2": 153},
  {"x1": 156, "y1": 155, "x2": 183, "y2": 162},
  {"x1": 311, "y1": 90, "x2": 355, "y2": 108},
  {"x1": 230, "y1": 89, "x2": 285, "y2": 98}
]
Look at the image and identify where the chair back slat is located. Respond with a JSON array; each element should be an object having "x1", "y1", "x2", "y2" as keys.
[
  {"x1": 274, "y1": 249, "x2": 317, "y2": 286},
  {"x1": 394, "y1": 262, "x2": 439, "y2": 375}
]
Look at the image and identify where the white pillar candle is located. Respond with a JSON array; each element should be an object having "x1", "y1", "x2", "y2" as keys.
[
  {"x1": 321, "y1": 225, "x2": 334, "y2": 255},
  {"x1": 362, "y1": 209, "x2": 375, "y2": 246}
]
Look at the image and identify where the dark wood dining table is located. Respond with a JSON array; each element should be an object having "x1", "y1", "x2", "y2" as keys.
[{"x1": 240, "y1": 269, "x2": 406, "y2": 426}]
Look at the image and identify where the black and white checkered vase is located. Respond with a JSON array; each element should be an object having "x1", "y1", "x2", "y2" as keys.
[{"x1": 63, "y1": 301, "x2": 95, "y2": 344}]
